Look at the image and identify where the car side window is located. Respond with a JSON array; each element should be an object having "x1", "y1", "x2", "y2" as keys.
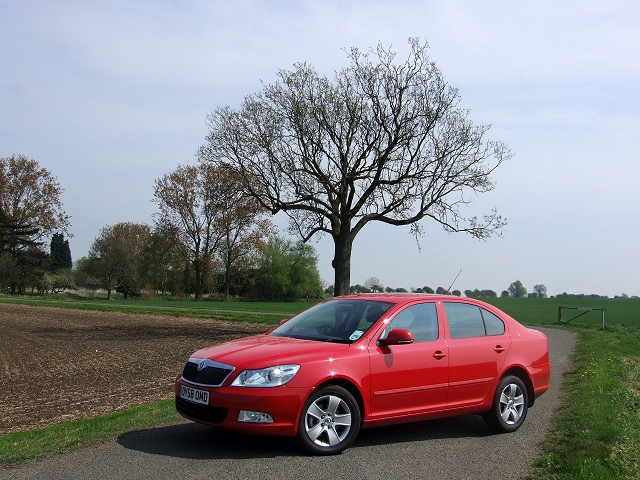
[
  {"x1": 444, "y1": 302, "x2": 486, "y2": 339},
  {"x1": 481, "y1": 308, "x2": 505, "y2": 335},
  {"x1": 444, "y1": 302, "x2": 506, "y2": 339},
  {"x1": 383, "y1": 303, "x2": 438, "y2": 342}
]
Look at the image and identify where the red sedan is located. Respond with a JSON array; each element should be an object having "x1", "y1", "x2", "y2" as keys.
[{"x1": 175, "y1": 294, "x2": 550, "y2": 455}]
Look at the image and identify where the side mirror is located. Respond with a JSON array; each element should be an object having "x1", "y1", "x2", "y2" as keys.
[
  {"x1": 279, "y1": 318, "x2": 289, "y2": 325},
  {"x1": 378, "y1": 328, "x2": 414, "y2": 346}
]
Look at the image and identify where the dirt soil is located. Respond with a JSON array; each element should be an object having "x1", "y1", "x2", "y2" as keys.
[{"x1": 0, "y1": 303, "x2": 270, "y2": 435}]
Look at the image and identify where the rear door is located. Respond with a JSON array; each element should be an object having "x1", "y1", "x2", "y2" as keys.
[
  {"x1": 443, "y1": 301, "x2": 511, "y2": 407},
  {"x1": 369, "y1": 302, "x2": 449, "y2": 418}
]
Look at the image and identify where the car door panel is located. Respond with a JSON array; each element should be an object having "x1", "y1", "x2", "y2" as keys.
[
  {"x1": 369, "y1": 302, "x2": 448, "y2": 418},
  {"x1": 441, "y1": 301, "x2": 512, "y2": 407},
  {"x1": 446, "y1": 335, "x2": 511, "y2": 406}
]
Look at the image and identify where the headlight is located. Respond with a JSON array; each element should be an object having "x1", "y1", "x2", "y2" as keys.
[{"x1": 231, "y1": 364, "x2": 300, "y2": 387}]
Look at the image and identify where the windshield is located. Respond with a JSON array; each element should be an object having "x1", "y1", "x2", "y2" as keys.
[{"x1": 271, "y1": 299, "x2": 394, "y2": 343}]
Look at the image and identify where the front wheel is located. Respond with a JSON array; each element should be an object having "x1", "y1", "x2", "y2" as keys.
[
  {"x1": 297, "y1": 386, "x2": 361, "y2": 455},
  {"x1": 483, "y1": 375, "x2": 528, "y2": 433}
]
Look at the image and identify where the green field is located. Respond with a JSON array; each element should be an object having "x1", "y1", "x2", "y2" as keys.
[
  {"x1": 3, "y1": 293, "x2": 638, "y2": 329},
  {"x1": 485, "y1": 297, "x2": 640, "y2": 330},
  {"x1": 2, "y1": 294, "x2": 640, "y2": 477},
  {"x1": 0, "y1": 295, "x2": 312, "y2": 324}
]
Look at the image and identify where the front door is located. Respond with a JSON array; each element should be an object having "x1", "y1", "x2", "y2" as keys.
[{"x1": 369, "y1": 302, "x2": 449, "y2": 418}]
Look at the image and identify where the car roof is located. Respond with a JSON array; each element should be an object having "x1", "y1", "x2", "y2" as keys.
[
  {"x1": 329, "y1": 293, "x2": 511, "y2": 321},
  {"x1": 333, "y1": 293, "x2": 463, "y2": 304}
]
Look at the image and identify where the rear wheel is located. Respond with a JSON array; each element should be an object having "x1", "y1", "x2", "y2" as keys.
[
  {"x1": 297, "y1": 386, "x2": 361, "y2": 455},
  {"x1": 483, "y1": 375, "x2": 528, "y2": 433}
]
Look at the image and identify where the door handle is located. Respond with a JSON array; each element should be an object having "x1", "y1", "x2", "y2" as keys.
[
  {"x1": 433, "y1": 351, "x2": 446, "y2": 360},
  {"x1": 494, "y1": 345, "x2": 505, "y2": 353}
]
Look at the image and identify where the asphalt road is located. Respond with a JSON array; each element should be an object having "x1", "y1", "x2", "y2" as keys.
[{"x1": 1, "y1": 328, "x2": 576, "y2": 480}]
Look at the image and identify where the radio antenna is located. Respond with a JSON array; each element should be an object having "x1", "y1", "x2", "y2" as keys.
[{"x1": 445, "y1": 269, "x2": 462, "y2": 295}]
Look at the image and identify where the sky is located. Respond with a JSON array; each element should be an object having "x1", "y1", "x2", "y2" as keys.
[{"x1": 1, "y1": 0, "x2": 639, "y2": 297}]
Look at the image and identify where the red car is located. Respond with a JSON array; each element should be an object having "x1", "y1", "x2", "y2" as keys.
[{"x1": 175, "y1": 294, "x2": 550, "y2": 455}]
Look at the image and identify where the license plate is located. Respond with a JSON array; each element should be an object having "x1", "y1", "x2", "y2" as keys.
[{"x1": 180, "y1": 385, "x2": 210, "y2": 405}]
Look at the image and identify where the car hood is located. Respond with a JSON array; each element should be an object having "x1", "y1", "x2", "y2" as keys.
[{"x1": 192, "y1": 334, "x2": 353, "y2": 369}]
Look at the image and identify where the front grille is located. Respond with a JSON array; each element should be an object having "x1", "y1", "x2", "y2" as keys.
[
  {"x1": 182, "y1": 360, "x2": 234, "y2": 386},
  {"x1": 176, "y1": 396, "x2": 228, "y2": 424}
]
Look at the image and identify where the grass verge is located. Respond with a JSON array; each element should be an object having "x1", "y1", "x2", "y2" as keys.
[
  {"x1": 0, "y1": 399, "x2": 180, "y2": 468},
  {"x1": 528, "y1": 326, "x2": 640, "y2": 479}
]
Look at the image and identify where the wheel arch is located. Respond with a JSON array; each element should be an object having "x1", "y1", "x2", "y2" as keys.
[
  {"x1": 501, "y1": 366, "x2": 535, "y2": 407},
  {"x1": 316, "y1": 378, "x2": 366, "y2": 425}
]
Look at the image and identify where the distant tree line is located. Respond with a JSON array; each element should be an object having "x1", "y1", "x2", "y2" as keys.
[
  {"x1": 553, "y1": 292, "x2": 635, "y2": 300},
  {"x1": 75, "y1": 162, "x2": 325, "y2": 301},
  {"x1": 3, "y1": 156, "x2": 635, "y2": 302},
  {"x1": 497, "y1": 280, "x2": 547, "y2": 298},
  {"x1": 76, "y1": 224, "x2": 324, "y2": 302},
  {"x1": 465, "y1": 289, "x2": 498, "y2": 298},
  {"x1": 1, "y1": 155, "x2": 324, "y2": 301},
  {"x1": 325, "y1": 278, "x2": 471, "y2": 297},
  {"x1": 324, "y1": 279, "x2": 551, "y2": 300}
]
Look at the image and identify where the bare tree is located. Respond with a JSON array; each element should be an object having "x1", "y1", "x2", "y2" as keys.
[
  {"x1": 153, "y1": 163, "x2": 271, "y2": 299},
  {"x1": 200, "y1": 39, "x2": 510, "y2": 295},
  {"x1": 213, "y1": 166, "x2": 274, "y2": 298},
  {"x1": 153, "y1": 164, "x2": 221, "y2": 299},
  {"x1": 364, "y1": 276, "x2": 384, "y2": 293}
]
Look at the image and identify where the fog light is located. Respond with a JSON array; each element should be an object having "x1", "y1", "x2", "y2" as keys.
[{"x1": 238, "y1": 410, "x2": 274, "y2": 423}]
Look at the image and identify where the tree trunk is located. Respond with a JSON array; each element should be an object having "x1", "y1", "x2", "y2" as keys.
[
  {"x1": 193, "y1": 257, "x2": 202, "y2": 300},
  {"x1": 224, "y1": 260, "x2": 231, "y2": 299},
  {"x1": 332, "y1": 230, "x2": 353, "y2": 296}
]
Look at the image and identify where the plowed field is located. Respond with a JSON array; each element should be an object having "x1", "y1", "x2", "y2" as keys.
[{"x1": 0, "y1": 303, "x2": 269, "y2": 435}]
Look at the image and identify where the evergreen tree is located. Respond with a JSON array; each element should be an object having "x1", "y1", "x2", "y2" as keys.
[
  {"x1": 0, "y1": 208, "x2": 40, "y2": 254},
  {"x1": 50, "y1": 233, "x2": 72, "y2": 271},
  {"x1": 0, "y1": 209, "x2": 46, "y2": 294}
]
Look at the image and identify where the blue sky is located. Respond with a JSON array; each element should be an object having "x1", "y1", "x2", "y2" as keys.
[{"x1": 1, "y1": 1, "x2": 639, "y2": 296}]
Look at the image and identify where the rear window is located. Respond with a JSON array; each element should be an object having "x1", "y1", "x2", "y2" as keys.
[{"x1": 481, "y1": 308, "x2": 506, "y2": 336}]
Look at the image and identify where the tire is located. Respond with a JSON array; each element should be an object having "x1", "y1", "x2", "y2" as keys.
[
  {"x1": 483, "y1": 375, "x2": 528, "y2": 433},
  {"x1": 296, "y1": 385, "x2": 361, "y2": 455}
]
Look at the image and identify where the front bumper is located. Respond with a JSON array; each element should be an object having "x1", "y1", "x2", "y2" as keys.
[{"x1": 175, "y1": 378, "x2": 310, "y2": 437}]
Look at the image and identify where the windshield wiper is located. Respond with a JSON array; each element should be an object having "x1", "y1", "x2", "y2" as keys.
[
  {"x1": 277, "y1": 334, "x2": 351, "y2": 344},
  {"x1": 314, "y1": 336, "x2": 351, "y2": 344}
]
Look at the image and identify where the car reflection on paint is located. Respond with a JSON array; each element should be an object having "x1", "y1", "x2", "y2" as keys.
[{"x1": 175, "y1": 293, "x2": 550, "y2": 455}]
